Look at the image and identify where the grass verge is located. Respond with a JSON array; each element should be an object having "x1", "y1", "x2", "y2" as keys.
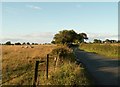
[{"x1": 80, "y1": 43, "x2": 119, "y2": 58}]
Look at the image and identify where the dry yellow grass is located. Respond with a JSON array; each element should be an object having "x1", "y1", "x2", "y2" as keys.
[
  {"x1": 2, "y1": 45, "x2": 57, "y2": 85},
  {"x1": 2, "y1": 44, "x2": 92, "y2": 85}
]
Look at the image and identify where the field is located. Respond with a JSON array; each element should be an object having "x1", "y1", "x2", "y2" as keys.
[
  {"x1": 2, "y1": 45, "x2": 56, "y2": 85},
  {"x1": 2, "y1": 45, "x2": 92, "y2": 85},
  {"x1": 80, "y1": 43, "x2": 119, "y2": 58}
]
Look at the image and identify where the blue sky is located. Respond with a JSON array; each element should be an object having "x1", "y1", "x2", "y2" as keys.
[{"x1": 1, "y1": 2, "x2": 118, "y2": 43}]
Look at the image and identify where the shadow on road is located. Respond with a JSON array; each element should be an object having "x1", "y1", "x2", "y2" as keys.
[{"x1": 74, "y1": 48, "x2": 119, "y2": 86}]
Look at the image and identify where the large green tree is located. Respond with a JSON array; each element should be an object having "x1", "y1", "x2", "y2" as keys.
[{"x1": 51, "y1": 30, "x2": 88, "y2": 45}]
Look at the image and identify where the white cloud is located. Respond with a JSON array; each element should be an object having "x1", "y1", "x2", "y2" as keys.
[
  {"x1": 22, "y1": 32, "x2": 54, "y2": 38},
  {"x1": 1, "y1": 32, "x2": 55, "y2": 43},
  {"x1": 26, "y1": 5, "x2": 42, "y2": 10},
  {"x1": 87, "y1": 33, "x2": 118, "y2": 42},
  {"x1": 1, "y1": 32, "x2": 119, "y2": 43}
]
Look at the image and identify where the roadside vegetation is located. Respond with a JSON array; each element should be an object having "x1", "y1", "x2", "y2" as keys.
[
  {"x1": 39, "y1": 46, "x2": 92, "y2": 85},
  {"x1": 80, "y1": 43, "x2": 119, "y2": 58},
  {"x1": 2, "y1": 45, "x2": 92, "y2": 85}
]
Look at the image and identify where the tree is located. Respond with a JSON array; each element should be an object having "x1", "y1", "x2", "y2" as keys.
[
  {"x1": 104, "y1": 39, "x2": 111, "y2": 43},
  {"x1": 54, "y1": 30, "x2": 77, "y2": 44},
  {"x1": 27, "y1": 42, "x2": 30, "y2": 45},
  {"x1": 5, "y1": 41, "x2": 11, "y2": 45},
  {"x1": 51, "y1": 41, "x2": 55, "y2": 44},
  {"x1": 110, "y1": 40, "x2": 117, "y2": 43},
  {"x1": 34, "y1": 43, "x2": 38, "y2": 45},
  {"x1": 93, "y1": 39, "x2": 102, "y2": 43},
  {"x1": 22, "y1": 42, "x2": 26, "y2": 45},
  {"x1": 32, "y1": 43, "x2": 35, "y2": 45},
  {"x1": 77, "y1": 33, "x2": 88, "y2": 43},
  {"x1": 118, "y1": 40, "x2": 120, "y2": 43},
  {"x1": 51, "y1": 30, "x2": 88, "y2": 45},
  {"x1": 15, "y1": 42, "x2": 21, "y2": 45}
]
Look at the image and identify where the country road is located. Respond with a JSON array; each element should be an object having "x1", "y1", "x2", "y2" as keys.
[{"x1": 74, "y1": 48, "x2": 119, "y2": 86}]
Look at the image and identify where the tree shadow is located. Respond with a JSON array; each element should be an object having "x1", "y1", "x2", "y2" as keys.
[{"x1": 74, "y1": 48, "x2": 119, "y2": 85}]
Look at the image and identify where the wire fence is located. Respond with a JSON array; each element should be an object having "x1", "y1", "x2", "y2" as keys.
[{"x1": 1, "y1": 53, "x2": 63, "y2": 86}]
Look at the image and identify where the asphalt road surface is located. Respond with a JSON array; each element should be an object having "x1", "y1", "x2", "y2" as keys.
[{"x1": 74, "y1": 48, "x2": 119, "y2": 86}]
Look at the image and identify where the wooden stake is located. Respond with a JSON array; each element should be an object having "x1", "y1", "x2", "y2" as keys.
[
  {"x1": 46, "y1": 54, "x2": 49, "y2": 79},
  {"x1": 33, "y1": 61, "x2": 39, "y2": 87}
]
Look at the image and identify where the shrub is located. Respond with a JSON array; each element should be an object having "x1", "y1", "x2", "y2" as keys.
[
  {"x1": 50, "y1": 46, "x2": 75, "y2": 62},
  {"x1": 40, "y1": 62, "x2": 91, "y2": 85}
]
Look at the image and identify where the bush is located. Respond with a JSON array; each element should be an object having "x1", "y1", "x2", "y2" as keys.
[{"x1": 50, "y1": 46, "x2": 75, "y2": 62}]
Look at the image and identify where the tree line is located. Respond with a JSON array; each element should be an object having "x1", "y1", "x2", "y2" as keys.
[
  {"x1": 51, "y1": 30, "x2": 119, "y2": 44},
  {"x1": 93, "y1": 39, "x2": 119, "y2": 43},
  {"x1": 1, "y1": 41, "x2": 39, "y2": 45},
  {"x1": 0, "y1": 30, "x2": 119, "y2": 45}
]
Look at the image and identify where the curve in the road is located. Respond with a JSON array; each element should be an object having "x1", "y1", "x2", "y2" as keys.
[{"x1": 74, "y1": 48, "x2": 119, "y2": 86}]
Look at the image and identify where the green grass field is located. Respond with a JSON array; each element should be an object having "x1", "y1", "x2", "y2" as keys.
[
  {"x1": 2, "y1": 45, "x2": 92, "y2": 85},
  {"x1": 80, "y1": 43, "x2": 119, "y2": 58}
]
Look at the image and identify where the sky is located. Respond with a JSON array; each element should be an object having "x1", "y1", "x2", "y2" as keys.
[{"x1": 1, "y1": 2, "x2": 118, "y2": 43}]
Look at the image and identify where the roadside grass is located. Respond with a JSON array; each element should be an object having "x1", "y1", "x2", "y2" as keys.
[
  {"x1": 80, "y1": 43, "x2": 119, "y2": 58},
  {"x1": 2, "y1": 45, "x2": 92, "y2": 85},
  {"x1": 40, "y1": 62, "x2": 91, "y2": 85},
  {"x1": 38, "y1": 46, "x2": 92, "y2": 85}
]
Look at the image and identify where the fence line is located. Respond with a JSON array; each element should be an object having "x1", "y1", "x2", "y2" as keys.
[{"x1": 2, "y1": 53, "x2": 61, "y2": 86}]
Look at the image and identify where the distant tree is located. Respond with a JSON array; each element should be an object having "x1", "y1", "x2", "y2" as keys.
[
  {"x1": 104, "y1": 39, "x2": 111, "y2": 43},
  {"x1": 11, "y1": 44, "x2": 14, "y2": 45},
  {"x1": 110, "y1": 40, "x2": 117, "y2": 43},
  {"x1": 15, "y1": 42, "x2": 21, "y2": 45},
  {"x1": 103, "y1": 39, "x2": 118, "y2": 43},
  {"x1": 51, "y1": 30, "x2": 88, "y2": 45},
  {"x1": 27, "y1": 42, "x2": 30, "y2": 45},
  {"x1": 22, "y1": 42, "x2": 26, "y2": 45},
  {"x1": 93, "y1": 39, "x2": 102, "y2": 43},
  {"x1": 34, "y1": 43, "x2": 38, "y2": 45},
  {"x1": 51, "y1": 41, "x2": 55, "y2": 44},
  {"x1": 5, "y1": 41, "x2": 11, "y2": 45},
  {"x1": 118, "y1": 40, "x2": 120, "y2": 43},
  {"x1": 32, "y1": 43, "x2": 35, "y2": 45}
]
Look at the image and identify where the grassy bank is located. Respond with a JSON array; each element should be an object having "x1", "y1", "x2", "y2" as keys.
[
  {"x1": 2, "y1": 45, "x2": 92, "y2": 85},
  {"x1": 80, "y1": 43, "x2": 119, "y2": 58}
]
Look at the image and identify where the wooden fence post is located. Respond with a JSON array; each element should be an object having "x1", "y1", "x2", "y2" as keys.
[
  {"x1": 33, "y1": 61, "x2": 39, "y2": 87},
  {"x1": 46, "y1": 54, "x2": 49, "y2": 79}
]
